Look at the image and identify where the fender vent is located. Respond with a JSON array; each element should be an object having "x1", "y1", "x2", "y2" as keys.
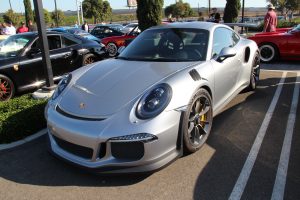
[
  {"x1": 189, "y1": 69, "x2": 201, "y2": 81},
  {"x1": 244, "y1": 47, "x2": 251, "y2": 63}
]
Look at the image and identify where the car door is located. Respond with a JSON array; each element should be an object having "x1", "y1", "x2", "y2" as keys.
[
  {"x1": 211, "y1": 27, "x2": 241, "y2": 110},
  {"x1": 287, "y1": 30, "x2": 300, "y2": 58}
]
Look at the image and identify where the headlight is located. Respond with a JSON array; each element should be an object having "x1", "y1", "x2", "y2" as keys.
[
  {"x1": 136, "y1": 83, "x2": 172, "y2": 119},
  {"x1": 51, "y1": 74, "x2": 72, "y2": 100},
  {"x1": 109, "y1": 133, "x2": 158, "y2": 143}
]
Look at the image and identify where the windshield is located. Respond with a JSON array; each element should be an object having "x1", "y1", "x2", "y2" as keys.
[
  {"x1": 290, "y1": 24, "x2": 300, "y2": 32},
  {"x1": 118, "y1": 28, "x2": 209, "y2": 62},
  {"x1": 0, "y1": 34, "x2": 33, "y2": 58}
]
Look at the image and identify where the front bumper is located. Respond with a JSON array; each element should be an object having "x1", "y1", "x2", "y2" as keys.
[{"x1": 46, "y1": 102, "x2": 182, "y2": 173}]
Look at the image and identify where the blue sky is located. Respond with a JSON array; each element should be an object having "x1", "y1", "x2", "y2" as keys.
[{"x1": 1, "y1": 0, "x2": 268, "y2": 13}]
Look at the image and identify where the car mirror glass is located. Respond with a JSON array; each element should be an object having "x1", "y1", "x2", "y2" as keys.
[{"x1": 216, "y1": 47, "x2": 237, "y2": 62}]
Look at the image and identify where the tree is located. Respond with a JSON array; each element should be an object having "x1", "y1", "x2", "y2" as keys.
[
  {"x1": 223, "y1": 0, "x2": 241, "y2": 23},
  {"x1": 82, "y1": 0, "x2": 112, "y2": 24},
  {"x1": 51, "y1": 9, "x2": 65, "y2": 26},
  {"x1": 267, "y1": 0, "x2": 300, "y2": 15},
  {"x1": 23, "y1": 0, "x2": 34, "y2": 26},
  {"x1": 2, "y1": 9, "x2": 21, "y2": 25},
  {"x1": 164, "y1": 0, "x2": 194, "y2": 20},
  {"x1": 136, "y1": 0, "x2": 164, "y2": 31},
  {"x1": 44, "y1": 9, "x2": 52, "y2": 24}
]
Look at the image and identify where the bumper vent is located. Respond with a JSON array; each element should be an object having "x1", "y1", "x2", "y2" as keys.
[
  {"x1": 53, "y1": 135, "x2": 93, "y2": 159},
  {"x1": 111, "y1": 142, "x2": 144, "y2": 160}
]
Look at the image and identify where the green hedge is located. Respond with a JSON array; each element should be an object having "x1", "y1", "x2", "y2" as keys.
[{"x1": 0, "y1": 95, "x2": 47, "y2": 144}]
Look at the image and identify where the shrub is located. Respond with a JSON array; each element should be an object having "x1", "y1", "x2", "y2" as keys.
[{"x1": 0, "y1": 95, "x2": 47, "y2": 144}]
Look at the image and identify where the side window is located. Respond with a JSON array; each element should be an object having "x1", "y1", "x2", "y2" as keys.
[
  {"x1": 212, "y1": 28, "x2": 235, "y2": 57},
  {"x1": 62, "y1": 35, "x2": 80, "y2": 47},
  {"x1": 47, "y1": 35, "x2": 61, "y2": 50},
  {"x1": 232, "y1": 32, "x2": 240, "y2": 46},
  {"x1": 92, "y1": 27, "x2": 104, "y2": 35}
]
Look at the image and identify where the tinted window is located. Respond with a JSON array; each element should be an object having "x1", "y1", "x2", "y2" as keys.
[
  {"x1": 212, "y1": 27, "x2": 239, "y2": 57},
  {"x1": 119, "y1": 28, "x2": 209, "y2": 62},
  {"x1": 62, "y1": 35, "x2": 81, "y2": 47},
  {"x1": 47, "y1": 35, "x2": 61, "y2": 50}
]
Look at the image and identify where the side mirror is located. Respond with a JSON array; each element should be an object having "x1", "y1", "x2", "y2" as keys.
[
  {"x1": 216, "y1": 47, "x2": 237, "y2": 62},
  {"x1": 27, "y1": 48, "x2": 41, "y2": 57}
]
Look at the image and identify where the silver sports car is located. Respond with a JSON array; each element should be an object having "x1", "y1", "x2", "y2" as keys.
[{"x1": 45, "y1": 22, "x2": 260, "y2": 173}]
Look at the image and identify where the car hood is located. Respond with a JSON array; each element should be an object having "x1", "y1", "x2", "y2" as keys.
[{"x1": 58, "y1": 59, "x2": 197, "y2": 118}]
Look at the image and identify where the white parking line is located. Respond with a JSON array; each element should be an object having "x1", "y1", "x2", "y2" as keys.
[
  {"x1": 229, "y1": 72, "x2": 287, "y2": 200},
  {"x1": 271, "y1": 72, "x2": 300, "y2": 200}
]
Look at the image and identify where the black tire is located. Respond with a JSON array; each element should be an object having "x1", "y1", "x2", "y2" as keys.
[
  {"x1": 247, "y1": 51, "x2": 260, "y2": 91},
  {"x1": 182, "y1": 88, "x2": 213, "y2": 154},
  {"x1": 82, "y1": 53, "x2": 96, "y2": 66},
  {"x1": 259, "y1": 43, "x2": 278, "y2": 63},
  {"x1": 106, "y1": 42, "x2": 118, "y2": 57},
  {"x1": 0, "y1": 74, "x2": 15, "y2": 101}
]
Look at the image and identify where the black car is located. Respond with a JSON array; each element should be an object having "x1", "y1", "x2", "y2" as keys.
[
  {"x1": 0, "y1": 32, "x2": 107, "y2": 101},
  {"x1": 90, "y1": 24, "x2": 124, "y2": 39}
]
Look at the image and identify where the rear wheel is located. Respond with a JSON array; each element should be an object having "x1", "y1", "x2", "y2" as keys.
[
  {"x1": 183, "y1": 89, "x2": 213, "y2": 154},
  {"x1": 259, "y1": 43, "x2": 278, "y2": 63},
  {"x1": 0, "y1": 74, "x2": 15, "y2": 101},
  {"x1": 82, "y1": 53, "x2": 96, "y2": 66},
  {"x1": 107, "y1": 42, "x2": 118, "y2": 57}
]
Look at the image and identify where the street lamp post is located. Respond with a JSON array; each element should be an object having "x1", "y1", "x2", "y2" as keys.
[
  {"x1": 32, "y1": 0, "x2": 54, "y2": 89},
  {"x1": 80, "y1": 1, "x2": 84, "y2": 24},
  {"x1": 54, "y1": 0, "x2": 59, "y2": 27},
  {"x1": 76, "y1": 0, "x2": 80, "y2": 25},
  {"x1": 9, "y1": 0, "x2": 12, "y2": 10},
  {"x1": 241, "y1": 0, "x2": 245, "y2": 34}
]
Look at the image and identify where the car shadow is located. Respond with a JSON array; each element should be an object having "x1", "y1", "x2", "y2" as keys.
[{"x1": 192, "y1": 75, "x2": 297, "y2": 199}]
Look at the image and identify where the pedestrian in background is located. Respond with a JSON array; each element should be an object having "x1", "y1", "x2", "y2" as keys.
[
  {"x1": 17, "y1": 22, "x2": 29, "y2": 33},
  {"x1": 81, "y1": 21, "x2": 89, "y2": 32},
  {"x1": 263, "y1": 4, "x2": 277, "y2": 32},
  {"x1": 2, "y1": 21, "x2": 16, "y2": 35},
  {"x1": 209, "y1": 8, "x2": 221, "y2": 23},
  {"x1": 74, "y1": 21, "x2": 79, "y2": 28},
  {"x1": 28, "y1": 20, "x2": 37, "y2": 32}
]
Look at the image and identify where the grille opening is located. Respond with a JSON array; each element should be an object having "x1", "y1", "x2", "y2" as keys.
[
  {"x1": 244, "y1": 47, "x2": 251, "y2": 63},
  {"x1": 99, "y1": 143, "x2": 106, "y2": 159},
  {"x1": 52, "y1": 135, "x2": 93, "y2": 159},
  {"x1": 111, "y1": 142, "x2": 144, "y2": 160}
]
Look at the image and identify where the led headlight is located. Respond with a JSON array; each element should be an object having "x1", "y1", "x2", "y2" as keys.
[
  {"x1": 52, "y1": 73, "x2": 72, "y2": 100},
  {"x1": 109, "y1": 133, "x2": 158, "y2": 143},
  {"x1": 136, "y1": 83, "x2": 172, "y2": 119}
]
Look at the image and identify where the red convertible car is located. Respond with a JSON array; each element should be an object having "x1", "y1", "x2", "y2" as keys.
[
  {"x1": 101, "y1": 25, "x2": 140, "y2": 57},
  {"x1": 248, "y1": 24, "x2": 300, "y2": 62}
]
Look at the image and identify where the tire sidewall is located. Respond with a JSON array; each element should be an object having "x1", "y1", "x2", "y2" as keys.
[
  {"x1": 182, "y1": 88, "x2": 213, "y2": 153},
  {"x1": 259, "y1": 44, "x2": 276, "y2": 63}
]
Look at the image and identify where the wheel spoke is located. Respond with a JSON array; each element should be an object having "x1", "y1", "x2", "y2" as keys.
[
  {"x1": 188, "y1": 122, "x2": 195, "y2": 137},
  {"x1": 195, "y1": 99, "x2": 201, "y2": 113},
  {"x1": 199, "y1": 106, "x2": 210, "y2": 116},
  {"x1": 198, "y1": 125, "x2": 207, "y2": 136}
]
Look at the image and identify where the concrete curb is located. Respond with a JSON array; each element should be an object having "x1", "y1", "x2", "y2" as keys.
[{"x1": 0, "y1": 128, "x2": 47, "y2": 151}]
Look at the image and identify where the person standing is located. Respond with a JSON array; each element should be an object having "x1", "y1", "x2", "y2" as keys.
[
  {"x1": 263, "y1": 4, "x2": 277, "y2": 32},
  {"x1": 16, "y1": 22, "x2": 29, "y2": 33},
  {"x1": 28, "y1": 20, "x2": 37, "y2": 32},
  {"x1": 2, "y1": 21, "x2": 16, "y2": 35},
  {"x1": 74, "y1": 21, "x2": 79, "y2": 28},
  {"x1": 209, "y1": 8, "x2": 221, "y2": 23},
  {"x1": 81, "y1": 21, "x2": 89, "y2": 32}
]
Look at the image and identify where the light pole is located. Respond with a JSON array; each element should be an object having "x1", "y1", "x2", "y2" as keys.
[
  {"x1": 54, "y1": 0, "x2": 59, "y2": 27},
  {"x1": 76, "y1": 0, "x2": 80, "y2": 25},
  {"x1": 80, "y1": 1, "x2": 84, "y2": 24},
  {"x1": 241, "y1": 0, "x2": 245, "y2": 34},
  {"x1": 9, "y1": 0, "x2": 12, "y2": 10}
]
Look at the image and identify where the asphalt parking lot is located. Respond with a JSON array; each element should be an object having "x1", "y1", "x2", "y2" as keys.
[{"x1": 0, "y1": 62, "x2": 299, "y2": 200}]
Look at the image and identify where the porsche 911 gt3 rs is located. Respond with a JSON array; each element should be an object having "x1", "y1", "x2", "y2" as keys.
[{"x1": 45, "y1": 22, "x2": 260, "y2": 173}]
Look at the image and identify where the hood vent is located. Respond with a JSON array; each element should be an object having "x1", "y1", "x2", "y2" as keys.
[
  {"x1": 189, "y1": 69, "x2": 201, "y2": 81},
  {"x1": 56, "y1": 106, "x2": 105, "y2": 121}
]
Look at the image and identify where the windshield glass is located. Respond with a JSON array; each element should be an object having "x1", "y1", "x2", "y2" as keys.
[
  {"x1": 290, "y1": 24, "x2": 300, "y2": 32},
  {"x1": 118, "y1": 28, "x2": 209, "y2": 62},
  {"x1": 0, "y1": 34, "x2": 33, "y2": 58}
]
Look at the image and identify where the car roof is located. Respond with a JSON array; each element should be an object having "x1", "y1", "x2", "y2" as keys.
[{"x1": 150, "y1": 22, "x2": 229, "y2": 31}]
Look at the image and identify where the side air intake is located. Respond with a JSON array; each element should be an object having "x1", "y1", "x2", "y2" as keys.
[{"x1": 189, "y1": 69, "x2": 201, "y2": 81}]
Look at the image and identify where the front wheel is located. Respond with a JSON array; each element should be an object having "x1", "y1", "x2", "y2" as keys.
[
  {"x1": 0, "y1": 74, "x2": 15, "y2": 101},
  {"x1": 247, "y1": 52, "x2": 260, "y2": 91},
  {"x1": 82, "y1": 53, "x2": 96, "y2": 66},
  {"x1": 182, "y1": 89, "x2": 213, "y2": 154}
]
